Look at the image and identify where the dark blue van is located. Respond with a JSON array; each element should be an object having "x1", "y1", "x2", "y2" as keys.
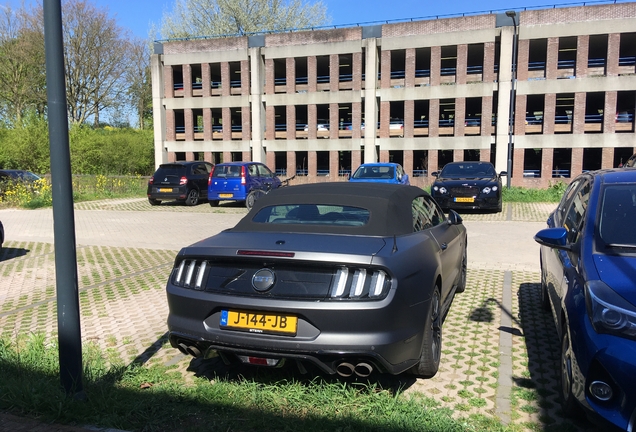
[{"x1": 208, "y1": 162, "x2": 281, "y2": 208}]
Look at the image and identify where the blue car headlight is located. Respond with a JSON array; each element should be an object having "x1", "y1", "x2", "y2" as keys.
[
  {"x1": 433, "y1": 186, "x2": 447, "y2": 194},
  {"x1": 585, "y1": 280, "x2": 636, "y2": 340}
]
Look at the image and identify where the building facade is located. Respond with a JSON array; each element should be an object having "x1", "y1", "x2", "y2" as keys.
[{"x1": 151, "y1": 2, "x2": 636, "y2": 187}]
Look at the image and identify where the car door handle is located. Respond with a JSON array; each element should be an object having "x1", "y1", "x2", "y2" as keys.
[{"x1": 440, "y1": 243, "x2": 448, "y2": 250}]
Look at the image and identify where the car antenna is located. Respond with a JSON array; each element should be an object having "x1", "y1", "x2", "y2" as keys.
[{"x1": 392, "y1": 235, "x2": 398, "y2": 253}]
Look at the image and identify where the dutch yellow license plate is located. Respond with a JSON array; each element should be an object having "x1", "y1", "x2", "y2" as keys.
[
  {"x1": 220, "y1": 310, "x2": 297, "y2": 335},
  {"x1": 159, "y1": 188, "x2": 173, "y2": 193},
  {"x1": 454, "y1": 197, "x2": 475, "y2": 203},
  {"x1": 219, "y1": 193, "x2": 233, "y2": 198}
]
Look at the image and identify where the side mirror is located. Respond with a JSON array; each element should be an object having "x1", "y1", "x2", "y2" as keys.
[
  {"x1": 447, "y1": 210, "x2": 463, "y2": 225},
  {"x1": 534, "y1": 227, "x2": 571, "y2": 251},
  {"x1": 499, "y1": 171, "x2": 508, "y2": 177},
  {"x1": 431, "y1": 171, "x2": 439, "y2": 178}
]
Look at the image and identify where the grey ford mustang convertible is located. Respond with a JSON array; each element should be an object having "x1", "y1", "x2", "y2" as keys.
[{"x1": 166, "y1": 182, "x2": 467, "y2": 378}]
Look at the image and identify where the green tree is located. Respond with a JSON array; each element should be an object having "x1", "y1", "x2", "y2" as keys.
[{"x1": 160, "y1": 0, "x2": 329, "y2": 39}]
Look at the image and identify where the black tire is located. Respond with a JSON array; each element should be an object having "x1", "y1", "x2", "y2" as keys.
[
  {"x1": 455, "y1": 248, "x2": 467, "y2": 293},
  {"x1": 560, "y1": 326, "x2": 583, "y2": 416},
  {"x1": 148, "y1": 198, "x2": 161, "y2": 206},
  {"x1": 409, "y1": 286, "x2": 442, "y2": 378},
  {"x1": 209, "y1": 200, "x2": 219, "y2": 207},
  {"x1": 246, "y1": 189, "x2": 267, "y2": 210},
  {"x1": 185, "y1": 189, "x2": 199, "y2": 206}
]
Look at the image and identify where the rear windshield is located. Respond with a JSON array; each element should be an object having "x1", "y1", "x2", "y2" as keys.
[
  {"x1": 352, "y1": 166, "x2": 394, "y2": 180},
  {"x1": 155, "y1": 165, "x2": 186, "y2": 176},
  {"x1": 213, "y1": 165, "x2": 242, "y2": 178},
  {"x1": 252, "y1": 204, "x2": 370, "y2": 227}
]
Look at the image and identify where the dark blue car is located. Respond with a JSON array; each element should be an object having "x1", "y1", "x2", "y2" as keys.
[{"x1": 534, "y1": 169, "x2": 636, "y2": 430}]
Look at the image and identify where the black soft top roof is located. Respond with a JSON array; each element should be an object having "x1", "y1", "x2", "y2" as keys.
[{"x1": 232, "y1": 182, "x2": 429, "y2": 236}]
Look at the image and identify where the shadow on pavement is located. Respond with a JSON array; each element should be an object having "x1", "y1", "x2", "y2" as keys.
[{"x1": 0, "y1": 247, "x2": 29, "y2": 262}]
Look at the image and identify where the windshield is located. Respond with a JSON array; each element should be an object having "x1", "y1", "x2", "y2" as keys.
[
  {"x1": 352, "y1": 165, "x2": 394, "y2": 180},
  {"x1": 252, "y1": 204, "x2": 370, "y2": 227},
  {"x1": 212, "y1": 165, "x2": 242, "y2": 178},
  {"x1": 440, "y1": 163, "x2": 496, "y2": 178},
  {"x1": 155, "y1": 165, "x2": 186, "y2": 177},
  {"x1": 599, "y1": 185, "x2": 636, "y2": 247}
]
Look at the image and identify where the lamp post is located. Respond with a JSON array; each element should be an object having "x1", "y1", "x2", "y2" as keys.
[{"x1": 506, "y1": 10, "x2": 517, "y2": 189}]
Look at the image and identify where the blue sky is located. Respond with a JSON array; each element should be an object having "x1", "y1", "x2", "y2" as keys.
[{"x1": 1, "y1": 0, "x2": 594, "y2": 40}]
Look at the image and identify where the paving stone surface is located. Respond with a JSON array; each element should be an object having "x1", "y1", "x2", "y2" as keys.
[{"x1": 0, "y1": 200, "x2": 597, "y2": 432}]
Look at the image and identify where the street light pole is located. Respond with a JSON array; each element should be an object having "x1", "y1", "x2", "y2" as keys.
[{"x1": 506, "y1": 10, "x2": 518, "y2": 189}]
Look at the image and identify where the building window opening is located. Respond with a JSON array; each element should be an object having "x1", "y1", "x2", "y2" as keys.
[
  {"x1": 413, "y1": 150, "x2": 428, "y2": 177},
  {"x1": 314, "y1": 104, "x2": 330, "y2": 137},
  {"x1": 211, "y1": 108, "x2": 222, "y2": 139},
  {"x1": 552, "y1": 148, "x2": 572, "y2": 178},
  {"x1": 274, "y1": 106, "x2": 286, "y2": 140},
  {"x1": 584, "y1": 92, "x2": 604, "y2": 133},
  {"x1": 582, "y1": 148, "x2": 602, "y2": 172},
  {"x1": 339, "y1": 151, "x2": 352, "y2": 177},
  {"x1": 231, "y1": 152, "x2": 242, "y2": 162},
  {"x1": 230, "y1": 107, "x2": 242, "y2": 140},
  {"x1": 339, "y1": 54, "x2": 353, "y2": 83},
  {"x1": 296, "y1": 57, "x2": 308, "y2": 91},
  {"x1": 296, "y1": 151, "x2": 308, "y2": 176},
  {"x1": 464, "y1": 150, "x2": 480, "y2": 161},
  {"x1": 175, "y1": 152, "x2": 186, "y2": 161},
  {"x1": 390, "y1": 49, "x2": 406, "y2": 86},
  {"x1": 210, "y1": 63, "x2": 221, "y2": 94},
  {"x1": 316, "y1": 55, "x2": 330, "y2": 90},
  {"x1": 389, "y1": 101, "x2": 404, "y2": 137},
  {"x1": 619, "y1": 32, "x2": 636, "y2": 75},
  {"x1": 525, "y1": 94, "x2": 544, "y2": 134},
  {"x1": 615, "y1": 148, "x2": 633, "y2": 168},
  {"x1": 317, "y1": 151, "x2": 329, "y2": 176},
  {"x1": 194, "y1": 109, "x2": 203, "y2": 140},
  {"x1": 173, "y1": 65, "x2": 184, "y2": 95},
  {"x1": 555, "y1": 93, "x2": 574, "y2": 134},
  {"x1": 439, "y1": 98, "x2": 455, "y2": 135},
  {"x1": 273, "y1": 58, "x2": 286, "y2": 93},
  {"x1": 523, "y1": 149, "x2": 542, "y2": 178},
  {"x1": 440, "y1": 45, "x2": 457, "y2": 83},
  {"x1": 414, "y1": 100, "x2": 429, "y2": 136},
  {"x1": 438, "y1": 150, "x2": 454, "y2": 170},
  {"x1": 175, "y1": 109, "x2": 185, "y2": 140},
  {"x1": 557, "y1": 37, "x2": 577, "y2": 78},
  {"x1": 465, "y1": 97, "x2": 482, "y2": 134},
  {"x1": 467, "y1": 44, "x2": 484, "y2": 79},
  {"x1": 528, "y1": 39, "x2": 547, "y2": 79},
  {"x1": 616, "y1": 90, "x2": 635, "y2": 132},
  {"x1": 296, "y1": 105, "x2": 308, "y2": 136},
  {"x1": 193, "y1": 152, "x2": 205, "y2": 161},
  {"x1": 274, "y1": 152, "x2": 287, "y2": 176},
  {"x1": 415, "y1": 47, "x2": 431, "y2": 86},
  {"x1": 229, "y1": 61, "x2": 241, "y2": 93},
  {"x1": 388, "y1": 150, "x2": 403, "y2": 165},
  {"x1": 588, "y1": 35, "x2": 608, "y2": 73},
  {"x1": 338, "y1": 103, "x2": 353, "y2": 138},
  {"x1": 191, "y1": 64, "x2": 202, "y2": 96}
]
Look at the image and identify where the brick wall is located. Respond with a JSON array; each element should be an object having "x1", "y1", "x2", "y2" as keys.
[
  {"x1": 382, "y1": 15, "x2": 495, "y2": 37},
  {"x1": 265, "y1": 28, "x2": 362, "y2": 47},
  {"x1": 163, "y1": 37, "x2": 248, "y2": 54}
]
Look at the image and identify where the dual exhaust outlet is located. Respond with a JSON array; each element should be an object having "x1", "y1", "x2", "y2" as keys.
[{"x1": 335, "y1": 361, "x2": 374, "y2": 378}]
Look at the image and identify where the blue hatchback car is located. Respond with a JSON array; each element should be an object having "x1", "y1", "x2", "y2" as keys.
[
  {"x1": 534, "y1": 169, "x2": 636, "y2": 430},
  {"x1": 207, "y1": 162, "x2": 281, "y2": 208},
  {"x1": 349, "y1": 163, "x2": 409, "y2": 185}
]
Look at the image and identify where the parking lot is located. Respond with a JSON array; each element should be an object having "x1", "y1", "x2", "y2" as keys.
[{"x1": 0, "y1": 199, "x2": 596, "y2": 431}]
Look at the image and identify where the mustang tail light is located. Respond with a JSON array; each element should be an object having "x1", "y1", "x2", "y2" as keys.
[
  {"x1": 241, "y1": 166, "x2": 246, "y2": 185},
  {"x1": 174, "y1": 259, "x2": 209, "y2": 290},
  {"x1": 329, "y1": 268, "x2": 390, "y2": 300}
]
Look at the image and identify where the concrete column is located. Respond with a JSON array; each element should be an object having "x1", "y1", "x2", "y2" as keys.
[
  {"x1": 152, "y1": 55, "x2": 168, "y2": 168},
  {"x1": 201, "y1": 63, "x2": 211, "y2": 97},
  {"x1": 576, "y1": 35, "x2": 589, "y2": 78},
  {"x1": 364, "y1": 38, "x2": 379, "y2": 163},
  {"x1": 495, "y1": 25, "x2": 515, "y2": 174},
  {"x1": 573, "y1": 92, "x2": 586, "y2": 135},
  {"x1": 456, "y1": 44, "x2": 467, "y2": 85},
  {"x1": 250, "y1": 47, "x2": 265, "y2": 162},
  {"x1": 607, "y1": 33, "x2": 620, "y2": 77},
  {"x1": 183, "y1": 64, "x2": 192, "y2": 98}
]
